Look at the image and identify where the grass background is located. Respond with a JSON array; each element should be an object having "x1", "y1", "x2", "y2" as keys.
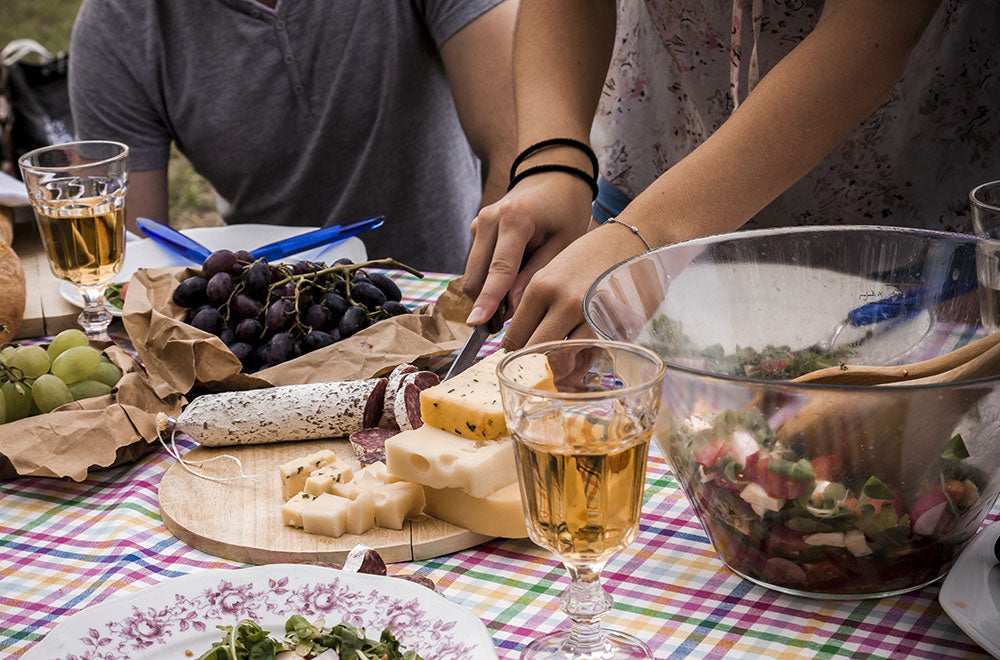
[{"x1": 4, "y1": 0, "x2": 220, "y2": 229}]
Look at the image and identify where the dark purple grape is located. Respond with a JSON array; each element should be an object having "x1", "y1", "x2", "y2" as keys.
[
  {"x1": 234, "y1": 250, "x2": 254, "y2": 263},
  {"x1": 324, "y1": 293, "x2": 348, "y2": 322},
  {"x1": 334, "y1": 258, "x2": 354, "y2": 266},
  {"x1": 301, "y1": 331, "x2": 336, "y2": 353},
  {"x1": 367, "y1": 272, "x2": 402, "y2": 302},
  {"x1": 329, "y1": 328, "x2": 342, "y2": 342},
  {"x1": 202, "y1": 250, "x2": 238, "y2": 280},
  {"x1": 218, "y1": 327, "x2": 236, "y2": 346},
  {"x1": 231, "y1": 263, "x2": 244, "y2": 276},
  {"x1": 352, "y1": 272, "x2": 370, "y2": 286},
  {"x1": 303, "y1": 304, "x2": 332, "y2": 330},
  {"x1": 267, "y1": 332, "x2": 296, "y2": 365},
  {"x1": 270, "y1": 265, "x2": 286, "y2": 283},
  {"x1": 332, "y1": 279, "x2": 348, "y2": 296},
  {"x1": 191, "y1": 307, "x2": 224, "y2": 335},
  {"x1": 338, "y1": 305, "x2": 369, "y2": 338},
  {"x1": 206, "y1": 272, "x2": 234, "y2": 305},
  {"x1": 381, "y1": 300, "x2": 409, "y2": 317},
  {"x1": 266, "y1": 299, "x2": 292, "y2": 332},
  {"x1": 186, "y1": 303, "x2": 212, "y2": 323},
  {"x1": 291, "y1": 261, "x2": 316, "y2": 276},
  {"x1": 232, "y1": 294, "x2": 263, "y2": 320},
  {"x1": 351, "y1": 282, "x2": 386, "y2": 310},
  {"x1": 173, "y1": 276, "x2": 208, "y2": 308},
  {"x1": 235, "y1": 318, "x2": 262, "y2": 343},
  {"x1": 229, "y1": 342, "x2": 254, "y2": 369},
  {"x1": 245, "y1": 261, "x2": 272, "y2": 301},
  {"x1": 254, "y1": 343, "x2": 270, "y2": 366}
]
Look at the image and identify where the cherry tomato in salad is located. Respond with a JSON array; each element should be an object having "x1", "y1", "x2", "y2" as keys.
[
  {"x1": 810, "y1": 454, "x2": 843, "y2": 481},
  {"x1": 695, "y1": 437, "x2": 728, "y2": 467},
  {"x1": 748, "y1": 455, "x2": 809, "y2": 499}
]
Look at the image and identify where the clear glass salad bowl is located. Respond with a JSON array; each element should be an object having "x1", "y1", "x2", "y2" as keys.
[{"x1": 584, "y1": 226, "x2": 1000, "y2": 598}]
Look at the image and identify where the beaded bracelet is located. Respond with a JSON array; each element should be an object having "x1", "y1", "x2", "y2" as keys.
[
  {"x1": 508, "y1": 138, "x2": 599, "y2": 183},
  {"x1": 606, "y1": 216, "x2": 653, "y2": 251},
  {"x1": 507, "y1": 163, "x2": 599, "y2": 199}
]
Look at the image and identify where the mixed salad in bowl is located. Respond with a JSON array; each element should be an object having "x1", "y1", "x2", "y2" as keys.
[{"x1": 670, "y1": 402, "x2": 989, "y2": 597}]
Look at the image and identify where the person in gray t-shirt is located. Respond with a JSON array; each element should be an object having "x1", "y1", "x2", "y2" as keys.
[{"x1": 69, "y1": 0, "x2": 516, "y2": 274}]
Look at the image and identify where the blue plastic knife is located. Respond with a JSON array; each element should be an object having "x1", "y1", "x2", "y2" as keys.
[
  {"x1": 249, "y1": 215, "x2": 384, "y2": 261},
  {"x1": 136, "y1": 216, "x2": 212, "y2": 264}
]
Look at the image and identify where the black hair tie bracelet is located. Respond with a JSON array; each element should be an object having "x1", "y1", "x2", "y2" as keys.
[{"x1": 507, "y1": 163, "x2": 599, "y2": 200}]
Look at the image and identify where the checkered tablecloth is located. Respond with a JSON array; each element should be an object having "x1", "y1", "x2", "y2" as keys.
[{"x1": 1, "y1": 272, "x2": 996, "y2": 659}]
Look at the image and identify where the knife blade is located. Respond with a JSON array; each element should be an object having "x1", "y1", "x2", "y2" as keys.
[{"x1": 444, "y1": 299, "x2": 507, "y2": 380}]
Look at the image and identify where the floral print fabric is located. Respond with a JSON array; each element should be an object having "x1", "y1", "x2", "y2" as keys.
[{"x1": 593, "y1": 0, "x2": 1000, "y2": 233}]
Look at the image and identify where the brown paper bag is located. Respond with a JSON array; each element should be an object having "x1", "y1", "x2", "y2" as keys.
[
  {"x1": 123, "y1": 268, "x2": 473, "y2": 397},
  {"x1": 0, "y1": 344, "x2": 185, "y2": 481}
]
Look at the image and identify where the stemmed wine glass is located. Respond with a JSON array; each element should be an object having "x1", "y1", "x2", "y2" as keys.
[
  {"x1": 497, "y1": 340, "x2": 665, "y2": 660},
  {"x1": 19, "y1": 140, "x2": 129, "y2": 339}
]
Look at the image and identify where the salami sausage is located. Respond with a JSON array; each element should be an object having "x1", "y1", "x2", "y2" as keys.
[
  {"x1": 394, "y1": 381, "x2": 423, "y2": 431},
  {"x1": 381, "y1": 364, "x2": 419, "y2": 426},
  {"x1": 349, "y1": 427, "x2": 398, "y2": 461},
  {"x1": 174, "y1": 378, "x2": 388, "y2": 446}
]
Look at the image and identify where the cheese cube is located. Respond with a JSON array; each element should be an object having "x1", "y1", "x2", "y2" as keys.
[
  {"x1": 301, "y1": 493, "x2": 349, "y2": 537},
  {"x1": 279, "y1": 450, "x2": 341, "y2": 500},
  {"x1": 346, "y1": 491, "x2": 376, "y2": 536},
  {"x1": 372, "y1": 482, "x2": 426, "y2": 530},
  {"x1": 329, "y1": 480, "x2": 361, "y2": 500},
  {"x1": 424, "y1": 482, "x2": 527, "y2": 538},
  {"x1": 280, "y1": 491, "x2": 317, "y2": 528},
  {"x1": 385, "y1": 425, "x2": 515, "y2": 498},
  {"x1": 354, "y1": 462, "x2": 390, "y2": 493},
  {"x1": 420, "y1": 351, "x2": 554, "y2": 440},
  {"x1": 304, "y1": 463, "x2": 355, "y2": 497}
]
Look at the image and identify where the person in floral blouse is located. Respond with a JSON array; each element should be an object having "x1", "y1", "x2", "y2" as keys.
[{"x1": 461, "y1": 0, "x2": 999, "y2": 348}]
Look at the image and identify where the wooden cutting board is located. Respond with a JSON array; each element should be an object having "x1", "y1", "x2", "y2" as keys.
[
  {"x1": 12, "y1": 217, "x2": 83, "y2": 338},
  {"x1": 159, "y1": 438, "x2": 493, "y2": 565}
]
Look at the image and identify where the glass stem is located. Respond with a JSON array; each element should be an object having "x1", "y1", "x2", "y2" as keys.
[
  {"x1": 78, "y1": 285, "x2": 112, "y2": 339},
  {"x1": 561, "y1": 561, "x2": 613, "y2": 652}
]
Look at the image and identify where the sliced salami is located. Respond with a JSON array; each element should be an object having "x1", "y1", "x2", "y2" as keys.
[
  {"x1": 358, "y1": 449, "x2": 387, "y2": 466},
  {"x1": 175, "y1": 378, "x2": 388, "y2": 446},
  {"x1": 408, "y1": 370, "x2": 440, "y2": 390},
  {"x1": 381, "y1": 364, "x2": 419, "y2": 426},
  {"x1": 349, "y1": 427, "x2": 399, "y2": 460},
  {"x1": 394, "y1": 381, "x2": 424, "y2": 431}
]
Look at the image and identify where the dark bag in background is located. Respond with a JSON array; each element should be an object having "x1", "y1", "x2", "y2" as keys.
[{"x1": 1, "y1": 39, "x2": 74, "y2": 176}]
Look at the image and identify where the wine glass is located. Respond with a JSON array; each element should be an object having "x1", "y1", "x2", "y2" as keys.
[
  {"x1": 19, "y1": 141, "x2": 129, "y2": 339},
  {"x1": 497, "y1": 340, "x2": 665, "y2": 660},
  {"x1": 971, "y1": 180, "x2": 1000, "y2": 332}
]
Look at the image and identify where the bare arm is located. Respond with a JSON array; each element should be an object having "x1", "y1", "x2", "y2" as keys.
[
  {"x1": 621, "y1": 0, "x2": 942, "y2": 246},
  {"x1": 125, "y1": 169, "x2": 168, "y2": 235},
  {"x1": 501, "y1": 0, "x2": 942, "y2": 348},
  {"x1": 439, "y1": 0, "x2": 519, "y2": 209},
  {"x1": 462, "y1": 0, "x2": 616, "y2": 321}
]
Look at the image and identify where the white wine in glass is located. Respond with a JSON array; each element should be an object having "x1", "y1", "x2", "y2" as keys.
[
  {"x1": 498, "y1": 340, "x2": 665, "y2": 660},
  {"x1": 19, "y1": 141, "x2": 129, "y2": 338}
]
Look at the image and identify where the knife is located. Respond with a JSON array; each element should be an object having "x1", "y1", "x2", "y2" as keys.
[
  {"x1": 444, "y1": 299, "x2": 507, "y2": 380},
  {"x1": 250, "y1": 215, "x2": 385, "y2": 261},
  {"x1": 136, "y1": 216, "x2": 212, "y2": 264}
]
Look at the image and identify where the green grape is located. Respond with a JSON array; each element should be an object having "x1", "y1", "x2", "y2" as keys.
[
  {"x1": 50, "y1": 346, "x2": 101, "y2": 384},
  {"x1": 32, "y1": 374, "x2": 74, "y2": 413},
  {"x1": 2, "y1": 381, "x2": 32, "y2": 422},
  {"x1": 89, "y1": 361, "x2": 123, "y2": 388},
  {"x1": 68, "y1": 379, "x2": 113, "y2": 401},
  {"x1": 7, "y1": 346, "x2": 50, "y2": 379},
  {"x1": 46, "y1": 329, "x2": 90, "y2": 362},
  {"x1": 0, "y1": 390, "x2": 6, "y2": 424},
  {"x1": 0, "y1": 345, "x2": 16, "y2": 364}
]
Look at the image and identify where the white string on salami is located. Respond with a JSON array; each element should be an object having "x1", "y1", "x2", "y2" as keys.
[{"x1": 156, "y1": 422, "x2": 262, "y2": 483}]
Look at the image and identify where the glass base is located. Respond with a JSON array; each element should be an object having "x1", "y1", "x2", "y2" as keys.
[
  {"x1": 520, "y1": 629, "x2": 652, "y2": 660},
  {"x1": 726, "y1": 563, "x2": 943, "y2": 600}
]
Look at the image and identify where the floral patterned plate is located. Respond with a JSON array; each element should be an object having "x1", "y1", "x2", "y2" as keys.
[{"x1": 23, "y1": 564, "x2": 498, "y2": 660}]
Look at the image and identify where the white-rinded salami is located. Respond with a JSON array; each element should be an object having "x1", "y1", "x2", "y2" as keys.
[
  {"x1": 175, "y1": 378, "x2": 388, "y2": 446},
  {"x1": 381, "y1": 364, "x2": 419, "y2": 426},
  {"x1": 394, "y1": 381, "x2": 423, "y2": 431}
]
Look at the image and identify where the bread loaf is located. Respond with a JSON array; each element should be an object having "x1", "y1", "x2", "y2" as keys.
[{"x1": 0, "y1": 240, "x2": 26, "y2": 342}]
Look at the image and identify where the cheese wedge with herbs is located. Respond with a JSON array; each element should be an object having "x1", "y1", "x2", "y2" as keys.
[
  {"x1": 303, "y1": 463, "x2": 355, "y2": 497},
  {"x1": 423, "y1": 482, "x2": 527, "y2": 538},
  {"x1": 279, "y1": 450, "x2": 343, "y2": 500},
  {"x1": 385, "y1": 424, "x2": 515, "y2": 498},
  {"x1": 419, "y1": 350, "x2": 555, "y2": 440}
]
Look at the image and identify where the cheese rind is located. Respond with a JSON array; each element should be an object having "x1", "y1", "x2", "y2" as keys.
[
  {"x1": 301, "y1": 493, "x2": 349, "y2": 537},
  {"x1": 420, "y1": 351, "x2": 555, "y2": 440},
  {"x1": 424, "y1": 482, "x2": 527, "y2": 538},
  {"x1": 279, "y1": 450, "x2": 341, "y2": 500},
  {"x1": 372, "y1": 482, "x2": 426, "y2": 530},
  {"x1": 385, "y1": 425, "x2": 515, "y2": 498}
]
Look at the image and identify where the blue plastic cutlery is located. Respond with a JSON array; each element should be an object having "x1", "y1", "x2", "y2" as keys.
[{"x1": 135, "y1": 216, "x2": 385, "y2": 265}]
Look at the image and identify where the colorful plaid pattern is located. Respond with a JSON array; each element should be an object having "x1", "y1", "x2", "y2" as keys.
[{"x1": 1, "y1": 272, "x2": 996, "y2": 659}]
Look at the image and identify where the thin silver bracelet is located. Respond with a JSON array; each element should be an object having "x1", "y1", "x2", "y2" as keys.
[{"x1": 606, "y1": 216, "x2": 653, "y2": 251}]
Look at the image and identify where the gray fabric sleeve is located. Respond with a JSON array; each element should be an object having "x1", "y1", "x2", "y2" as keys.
[
  {"x1": 68, "y1": 0, "x2": 171, "y2": 171},
  {"x1": 414, "y1": 0, "x2": 508, "y2": 48}
]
